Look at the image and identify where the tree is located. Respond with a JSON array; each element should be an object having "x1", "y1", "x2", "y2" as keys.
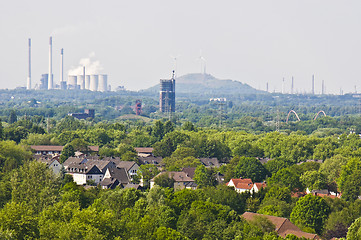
[
  {"x1": 319, "y1": 155, "x2": 347, "y2": 184},
  {"x1": 0, "y1": 140, "x2": 32, "y2": 173},
  {"x1": 0, "y1": 118, "x2": 3, "y2": 140},
  {"x1": 290, "y1": 194, "x2": 330, "y2": 234},
  {"x1": 138, "y1": 164, "x2": 159, "y2": 189},
  {"x1": 164, "y1": 120, "x2": 175, "y2": 135},
  {"x1": 203, "y1": 185, "x2": 246, "y2": 214},
  {"x1": 232, "y1": 156, "x2": 269, "y2": 182},
  {"x1": 300, "y1": 170, "x2": 327, "y2": 191},
  {"x1": 346, "y1": 216, "x2": 361, "y2": 240},
  {"x1": 59, "y1": 143, "x2": 75, "y2": 163},
  {"x1": 0, "y1": 201, "x2": 38, "y2": 240},
  {"x1": 268, "y1": 168, "x2": 303, "y2": 192},
  {"x1": 10, "y1": 161, "x2": 61, "y2": 213},
  {"x1": 193, "y1": 165, "x2": 216, "y2": 188},
  {"x1": 8, "y1": 110, "x2": 17, "y2": 124},
  {"x1": 153, "y1": 227, "x2": 189, "y2": 240},
  {"x1": 182, "y1": 121, "x2": 196, "y2": 131},
  {"x1": 338, "y1": 158, "x2": 361, "y2": 201},
  {"x1": 154, "y1": 173, "x2": 175, "y2": 188},
  {"x1": 152, "y1": 120, "x2": 165, "y2": 141}
]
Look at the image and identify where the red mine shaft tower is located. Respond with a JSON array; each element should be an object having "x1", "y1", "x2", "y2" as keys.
[{"x1": 135, "y1": 100, "x2": 142, "y2": 115}]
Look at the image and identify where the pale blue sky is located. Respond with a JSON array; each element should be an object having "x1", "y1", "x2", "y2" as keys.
[{"x1": 1, "y1": 0, "x2": 361, "y2": 94}]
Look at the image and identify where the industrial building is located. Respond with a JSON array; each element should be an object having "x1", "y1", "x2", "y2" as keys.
[
  {"x1": 159, "y1": 72, "x2": 176, "y2": 113},
  {"x1": 68, "y1": 109, "x2": 95, "y2": 120}
]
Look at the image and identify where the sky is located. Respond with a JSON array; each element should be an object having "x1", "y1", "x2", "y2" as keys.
[{"x1": 1, "y1": 0, "x2": 361, "y2": 94}]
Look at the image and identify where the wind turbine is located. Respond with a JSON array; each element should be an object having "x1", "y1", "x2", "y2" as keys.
[{"x1": 170, "y1": 54, "x2": 180, "y2": 77}]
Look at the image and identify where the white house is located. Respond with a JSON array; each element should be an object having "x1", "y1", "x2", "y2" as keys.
[
  {"x1": 227, "y1": 178, "x2": 266, "y2": 193},
  {"x1": 66, "y1": 165, "x2": 103, "y2": 185},
  {"x1": 227, "y1": 178, "x2": 254, "y2": 193}
]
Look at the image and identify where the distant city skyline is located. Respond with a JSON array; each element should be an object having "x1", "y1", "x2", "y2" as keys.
[{"x1": 1, "y1": 0, "x2": 361, "y2": 94}]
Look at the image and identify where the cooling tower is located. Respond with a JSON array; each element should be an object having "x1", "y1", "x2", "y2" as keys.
[
  {"x1": 85, "y1": 75, "x2": 90, "y2": 90},
  {"x1": 98, "y1": 74, "x2": 108, "y2": 92},
  {"x1": 68, "y1": 75, "x2": 77, "y2": 89},
  {"x1": 77, "y1": 75, "x2": 84, "y2": 90},
  {"x1": 89, "y1": 75, "x2": 99, "y2": 91}
]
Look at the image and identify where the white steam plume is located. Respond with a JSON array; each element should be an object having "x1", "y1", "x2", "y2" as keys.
[{"x1": 68, "y1": 52, "x2": 104, "y2": 75}]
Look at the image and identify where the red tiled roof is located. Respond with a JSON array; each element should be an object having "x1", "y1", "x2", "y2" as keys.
[
  {"x1": 135, "y1": 147, "x2": 153, "y2": 153},
  {"x1": 31, "y1": 145, "x2": 99, "y2": 152},
  {"x1": 31, "y1": 145, "x2": 63, "y2": 151},
  {"x1": 229, "y1": 178, "x2": 253, "y2": 190},
  {"x1": 254, "y1": 182, "x2": 267, "y2": 190},
  {"x1": 242, "y1": 212, "x2": 321, "y2": 239}
]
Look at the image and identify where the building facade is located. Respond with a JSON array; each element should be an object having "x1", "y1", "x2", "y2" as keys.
[{"x1": 159, "y1": 73, "x2": 175, "y2": 113}]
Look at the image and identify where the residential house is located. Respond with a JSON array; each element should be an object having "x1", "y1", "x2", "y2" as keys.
[
  {"x1": 100, "y1": 167, "x2": 130, "y2": 189},
  {"x1": 242, "y1": 212, "x2": 321, "y2": 239},
  {"x1": 135, "y1": 147, "x2": 154, "y2": 157},
  {"x1": 226, "y1": 178, "x2": 254, "y2": 193},
  {"x1": 150, "y1": 171, "x2": 196, "y2": 190},
  {"x1": 116, "y1": 161, "x2": 139, "y2": 180},
  {"x1": 31, "y1": 145, "x2": 99, "y2": 155},
  {"x1": 251, "y1": 182, "x2": 267, "y2": 192},
  {"x1": 138, "y1": 156, "x2": 163, "y2": 167},
  {"x1": 182, "y1": 167, "x2": 196, "y2": 179},
  {"x1": 36, "y1": 155, "x2": 63, "y2": 175},
  {"x1": 31, "y1": 145, "x2": 63, "y2": 155},
  {"x1": 66, "y1": 164, "x2": 103, "y2": 185},
  {"x1": 226, "y1": 178, "x2": 266, "y2": 193},
  {"x1": 199, "y1": 158, "x2": 221, "y2": 168},
  {"x1": 86, "y1": 159, "x2": 116, "y2": 173}
]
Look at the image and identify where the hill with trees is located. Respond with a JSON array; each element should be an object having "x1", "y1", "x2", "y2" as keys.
[{"x1": 142, "y1": 73, "x2": 264, "y2": 95}]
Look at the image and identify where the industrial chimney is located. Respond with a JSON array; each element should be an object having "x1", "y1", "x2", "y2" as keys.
[
  {"x1": 27, "y1": 38, "x2": 31, "y2": 90},
  {"x1": 48, "y1": 36, "x2": 53, "y2": 89},
  {"x1": 312, "y1": 75, "x2": 315, "y2": 95}
]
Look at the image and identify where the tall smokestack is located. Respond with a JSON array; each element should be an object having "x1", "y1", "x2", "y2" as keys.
[
  {"x1": 312, "y1": 75, "x2": 315, "y2": 95},
  {"x1": 27, "y1": 38, "x2": 31, "y2": 90},
  {"x1": 282, "y1": 78, "x2": 285, "y2": 94},
  {"x1": 82, "y1": 66, "x2": 85, "y2": 89},
  {"x1": 266, "y1": 82, "x2": 269, "y2": 92},
  {"x1": 291, "y1": 76, "x2": 294, "y2": 94},
  {"x1": 60, "y1": 48, "x2": 64, "y2": 82},
  {"x1": 322, "y1": 80, "x2": 324, "y2": 95},
  {"x1": 48, "y1": 36, "x2": 53, "y2": 89}
]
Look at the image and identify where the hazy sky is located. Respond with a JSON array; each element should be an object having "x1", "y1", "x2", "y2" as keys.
[{"x1": 1, "y1": 0, "x2": 361, "y2": 94}]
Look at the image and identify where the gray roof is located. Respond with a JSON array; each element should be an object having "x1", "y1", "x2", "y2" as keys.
[
  {"x1": 106, "y1": 167, "x2": 130, "y2": 184},
  {"x1": 199, "y1": 158, "x2": 220, "y2": 167},
  {"x1": 67, "y1": 164, "x2": 102, "y2": 174},
  {"x1": 182, "y1": 167, "x2": 196, "y2": 179},
  {"x1": 152, "y1": 171, "x2": 194, "y2": 182},
  {"x1": 117, "y1": 161, "x2": 137, "y2": 171},
  {"x1": 138, "y1": 156, "x2": 163, "y2": 165},
  {"x1": 86, "y1": 160, "x2": 115, "y2": 173},
  {"x1": 100, "y1": 178, "x2": 120, "y2": 189}
]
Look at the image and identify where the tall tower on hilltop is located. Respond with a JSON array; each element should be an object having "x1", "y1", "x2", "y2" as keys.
[{"x1": 159, "y1": 71, "x2": 176, "y2": 113}]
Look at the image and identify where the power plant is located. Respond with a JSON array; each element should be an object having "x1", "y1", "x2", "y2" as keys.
[{"x1": 28, "y1": 36, "x2": 110, "y2": 91}]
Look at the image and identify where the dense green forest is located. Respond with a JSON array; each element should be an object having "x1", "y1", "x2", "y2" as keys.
[{"x1": 1, "y1": 89, "x2": 361, "y2": 239}]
